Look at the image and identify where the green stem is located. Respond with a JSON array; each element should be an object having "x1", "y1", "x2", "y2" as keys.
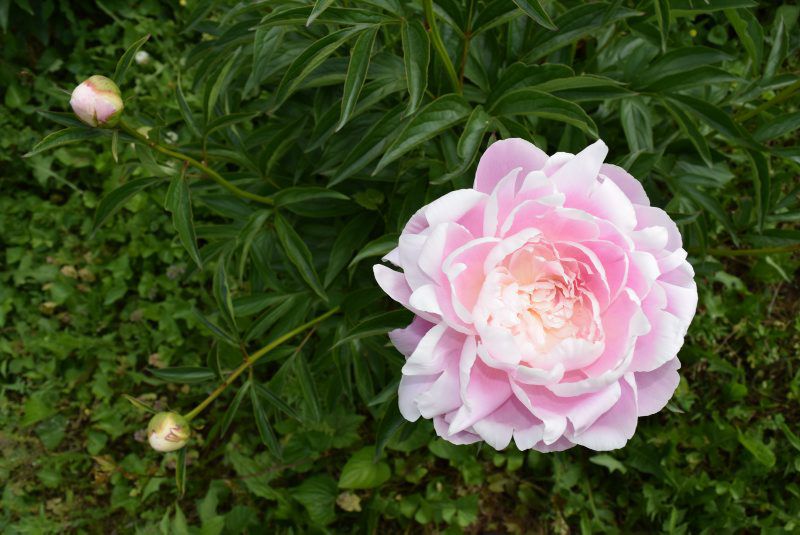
[
  {"x1": 690, "y1": 243, "x2": 800, "y2": 257},
  {"x1": 118, "y1": 120, "x2": 273, "y2": 205},
  {"x1": 183, "y1": 306, "x2": 340, "y2": 422},
  {"x1": 735, "y1": 78, "x2": 800, "y2": 122},
  {"x1": 423, "y1": 0, "x2": 461, "y2": 94}
]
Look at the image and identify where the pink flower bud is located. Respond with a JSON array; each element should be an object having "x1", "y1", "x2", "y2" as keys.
[
  {"x1": 70, "y1": 75, "x2": 124, "y2": 128},
  {"x1": 147, "y1": 412, "x2": 190, "y2": 452}
]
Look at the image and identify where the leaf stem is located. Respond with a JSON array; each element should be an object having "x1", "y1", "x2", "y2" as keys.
[
  {"x1": 735, "y1": 78, "x2": 800, "y2": 122},
  {"x1": 183, "y1": 306, "x2": 340, "y2": 422},
  {"x1": 690, "y1": 243, "x2": 800, "y2": 257},
  {"x1": 118, "y1": 120, "x2": 273, "y2": 205},
  {"x1": 423, "y1": 0, "x2": 461, "y2": 94}
]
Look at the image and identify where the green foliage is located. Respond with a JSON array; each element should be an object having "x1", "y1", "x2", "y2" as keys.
[{"x1": 2, "y1": 0, "x2": 800, "y2": 533}]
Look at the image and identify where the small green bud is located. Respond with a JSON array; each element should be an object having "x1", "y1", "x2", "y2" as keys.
[{"x1": 147, "y1": 412, "x2": 190, "y2": 452}]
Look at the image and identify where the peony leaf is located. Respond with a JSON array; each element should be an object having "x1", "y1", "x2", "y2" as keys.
[
  {"x1": 250, "y1": 385, "x2": 282, "y2": 458},
  {"x1": 149, "y1": 366, "x2": 217, "y2": 384},
  {"x1": 164, "y1": 174, "x2": 203, "y2": 269},
  {"x1": 338, "y1": 447, "x2": 391, "y2": 489},
  {"x1": 113, "y1": 34, "x2": 150, "y2": 84},
  {"x1": 274, "y1": 213, "x2": 328, "y2": 302},
  {"x1": 374, "y1": 94, "x2": 471, "y2": 173},
  {"x1": 512, "y1": 0, "x2": 556, "y2": 30},
  {"x1": 338, "y1": 26, "x2": 378, "y2": 131},
  {"x1": 401, "y1": 19, "x2": 430, "y2": 116},
  {"x1": 491, "y1": 88, "x2": 598, "y2": 138},
  {"x1": 24, "y1": 127, "x2": 104, "y2": 158},
  {"x1": 93, "y1": 177, "x2": 161, "y2": 232}
]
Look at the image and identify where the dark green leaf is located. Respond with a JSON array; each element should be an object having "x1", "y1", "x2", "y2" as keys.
[
  {"x1": 113, "y1": 34, "x2": 150, "y2": 84},
  {"x1": 274, "y1": 213, "x2": 327, "y2": 301},
  {"x1": 620, "y1": 97, "x2": 653, "y2": 152},
  {"x1": 401, "y1": 19, "x2": 430, "y2": 116},
  {"x1": 512, "y1": 0, "x2": 556, "y2": 30},
  {"x1": 374, "y1": 398, "x2": 405, "y2": 459},
  {"x1": 149, "y1": 367, "x2": 217, "y2": 384},
  {"x1": 294, "y1": 352, "x2": 322, "y2": 421},
  {"x1": 175, "y1": 448, "x2": 187, "y2": 498},
  {"x1": 251, "y1": 385, "x2": 282, "y2": 457},
  {"x1": 93, "y1": 177, "x2": 161, "y2": 231},
  {"x1": 338, "y1": 447, "x2": 391, "y2": 489},
  {"x1": 253, "y1": 382, "x2": 301, "y2": 422},
  {"x1": 654, "y1": 0, "x2": 670, "y2": 52},
  {"x1": 661, "y1": 98, "x2": 712, "y2": 166},
  {"x1": 334, "y1": 309, "x2": 410, "y2": 347},
  {"x1": 375, "y1": 94, "x2": 471, "y2": 173},
  {"x1": 491, "y1": 88, "x2": 598, "y2": 137},
  {"x1": 274, "y1": 187, "x2": 349, "y2": 207},
  {"x1": 165, "y1": 175, "x2": 203, "y2": 269},
  {"x1": 325, "y1": 213, "x2": 377, "y2": 287},
  {"x1": 220, "y1": 381, "x2": 251, "y2": 439},
  {"x1": 24, "y1": 127, "x2": 104, "y2": 158},
  {"x1": 307, "y1": 0, "x2": 336, "y2": 26},
  {"x1": 737, "y1": 432, "x2": 775, "y2": 468},
  {"x1": 349, "y1": 233, "x2": 399, "y2": 269},
  {"x1": 338, "y1": 26, "x2": 378, "y2": 130},
  {"x1": 213, "y1": 256, "x2": 238, "y2": 333}
]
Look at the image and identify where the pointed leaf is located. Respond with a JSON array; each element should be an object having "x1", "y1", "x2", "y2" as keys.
[
  {"x1": 401, "y1": 19, "x2": 430, "y2": 116},
  {"x1": 274, "y1": 213, "x2": 327, "y2": 301},
  {"x1": 113, "y1": 34, "x2": 150, "y2": 84},
  {"x1": 93, "y1": 177, "x2": 161, "y2": 231},
  {"x1": 512, "y1": 0, "x2": 556, "y2": 30},
  {"x1": 491, "y1": 88, "x2": 598, "y2": 137},
  {"x1": 24, "y1": 127, "x2": 104, "y2": 158},
  {"x1": 165, "y1": 175, "x2": 203, "y2": 269},
  {"x1": 338, "y1": 26, "x2": 378, "y2": 130}
]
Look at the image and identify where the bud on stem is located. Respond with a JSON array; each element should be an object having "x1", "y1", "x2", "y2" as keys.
[
  {"x1": 70, "y1": 75, "x2": 124, "y2": 128},
  {"x1": 147, "y1": 412, "x2": 190, "y2": 452}
]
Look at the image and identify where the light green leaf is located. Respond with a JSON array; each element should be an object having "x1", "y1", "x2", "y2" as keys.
[
  {"x1": 24, "y1": 127, "x2": 104, "y2": 158},
  {"x1": 338, "y1": 447, "x2": 391, "y2": 489},
  {"x1": 738, "y1": 432, "x2": 776, "y2": 468},
  {"x1": 93, "y1": 177, "x2": 161, "y2": 231},
  {"x1": 620, "y1": 97, "x2": 653, "y2": 153}
]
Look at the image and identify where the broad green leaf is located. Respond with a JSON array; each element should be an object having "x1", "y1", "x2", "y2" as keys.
[
  {"x1": 668, "y1": 94, "x2": 756, "y2": 148},
  {"x1": 113, "y1": 34, "x2": 150, "y2": 84},
  {"x1": 654, "y1": 0, "x2": 670, "y2": 52},
  {"x1": 291, "y1": 475, "x2": 337, "y2": 526},
  {"x1": 293, "y1": 352, "x2": 322, "y2": 421},
  {"x1": 220, "y1": 382, "x2": 251, "y2": 438},
  {"x1": 512, "y1": 0, "x2": 556, "y2": 30},
  {"x1": 589, "y1": 454, "x2": 627, "y2": 474},
  {"x1": 374, "y1": 94, "x2": 471, "y2": 173},
  {"x1": 307, "y1": 0, "x2": 336, "y2": 26},
  {"x1": 245, "y1": 296, "x2": 303, "y2": 342},
  {"x1": 746, "y1": 149, "x2": 770, "y2": 231},
  {"x1": 334, "y1": 309, "x2": 411, "y2": 347},
  {"x1": 401, "y1": 19, "x2": 430, "y2": 116},
  {"x1": 259, "y1": 6, "x2": 390, "y2": 28},
  {"x1": 670, "y1": 0, "x2": 756, "y2": 15},
  {"x1": 636, "y1": 47, "x2": 732, "y2": 88},
  {"x1": 251, "y1": 384, "x2": 282, "y2": 458},
  {"x1": 620, "y1": 97, "x2": 653, "y2": 152},
  {"x1": 192, "y1": 309, "x2": 239, "y2": 347},
  {"x1": 338, "y1": 26, "x2": 378, "y2": 131},
  {"x1": 324, "y1": 213, "x2": 377, "y2": 287},
  {"x1": 487, "y1": 63, "x2": 573, "y2": 106},
  {"x1": 213, "y1": 256, "x2": 238, "y2": 333},
  {"x1": 753, "y1": 111, "x2": 800, "y2": 142},
  {"x1": 374, "y1": 398, "x2": 405, "y2": 459},
  {"x1": 272, "y1": 28, "x2": 359, "y2": 110},
  {"x1": 491, "y1": 88, "x2": 598, "y2": 137},
  {"x1": 661, "y1": 98, "x2": 712, "y2": 166},
  {"x1": 176, "y1": 449, "x2": 187, "y2": 498},
  {"x1": 457, "y1": 105, "x2": 491, "y2": 161},
  {"x1": 676, "y1": 182, "x2": 740, "y2": 245},
  {"x1": 349, "y1": 233, "x2": 399, "y2": 269},
  {"x1": 165, "y1": 175, "x2": 203, "y2": 269},
  {"x1": 338, "y1": 447, "x2": 391, "y2": 489},
  {"x1": 205, "y1": 112, "x2": 257, "y2": 138},
  {"x1": 93, "y1": 177, "x2": 161, "y2": 231},
  {"x1": 149, "y1": 366, "x2": 217, "y2": 384},
  {"x1": 737, "y1": 432, "x2": 776, "y2": 468},
  {"x1": 330, "y1": 105, "x2": 405, "y2": 185},
  {"x1": 204, "y1": 48, "x2": 241, "y2": 122},
  {"x1": 24, "y1": 127, "x2": 104, "y2": 158},
  {"x1": 725, "y1": 8, "x2": 763, "y2": 73},
  {"x1": 641, "y1": 66, "x2": 738, "y2": 92},
  {"x1": 274, "y1": 213, "x2": 327, "y2": 301},
  {"x1": 253, "y1": 383, "x2": 301, "y2": 422},
  {"x1": 533, "y1": 74, "x2": 624, "y2": 93},
  {"x1": 273, "y1": 187, "x2": 349, "y2": 207},
  {"x1": 176, "y1": 73, "x2": 201, "y2": 138}
]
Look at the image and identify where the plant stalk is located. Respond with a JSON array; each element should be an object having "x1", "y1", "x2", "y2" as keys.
[
  {"x1": 423, "y1": 0, "x2": 461, "y2": 94},
  {"x1": 183, "y1": 306, "x2": 340, "y2": 422},
  {"x1": 118, "y1": 120, "x2": 273, "y2": 205}
]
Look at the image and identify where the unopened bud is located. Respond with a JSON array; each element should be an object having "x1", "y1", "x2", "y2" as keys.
[
  {"x1": 134, "y1": 50, "x2": 151, "y2": 65},
  {"x1": 70, "y1": 75, "x2": 124, "y2": 128},
  {"x1": 147, "y1": 412, "x2": 190, "y2": 452}
]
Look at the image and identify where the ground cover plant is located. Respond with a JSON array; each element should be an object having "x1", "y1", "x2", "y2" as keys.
[{"x1": 2, "y1": 0, "x2": 800, "y2": 533}]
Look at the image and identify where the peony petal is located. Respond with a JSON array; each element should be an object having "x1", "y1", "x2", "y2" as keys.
[
  {"x1": 448, "y1": 359, "x2": 512, "y2": 434},
  {"x1": 433, "y1": 415, "x2": 481, "y2": 445},
  {"x1": 635, "y1": 358, "x2": 681, "y2": 416},
  {"x1": 389, "y1": 317, "x2": 435, "y2": 357},
  {"x1": 549, "y1": 139, "x2": 608, "y2": 195},
  {"x1": 398, "y1": 374, "x2": 436, "y2": 421},
  {"x1": 474, "y1": 138, "x2": 548, "y2": 194},
  {"x1": 600, "y1": 164, "x2": 649, "y2": 205},
  {"x1": 571, "y1": 376, "x2": 637, "y2": 450}
]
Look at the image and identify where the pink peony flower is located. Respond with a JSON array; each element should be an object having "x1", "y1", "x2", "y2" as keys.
[
  {"x1": 373, "y1": 138, "x2": 697, "y2": 452},
  {"x1": 70, "y1": 75, "x2": 124, "y2": 128}
]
